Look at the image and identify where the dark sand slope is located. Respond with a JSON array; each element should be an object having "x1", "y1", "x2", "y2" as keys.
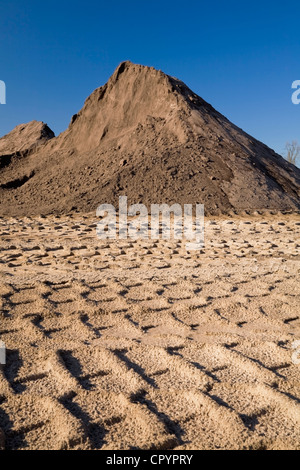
[{"x1": 0, "y1": 61, "x2": 300, "y2": 216}]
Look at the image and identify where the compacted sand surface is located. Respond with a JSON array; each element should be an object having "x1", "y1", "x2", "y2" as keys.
[{"x1": 0, "y1": 213, "x2": 300, "y2": 450}]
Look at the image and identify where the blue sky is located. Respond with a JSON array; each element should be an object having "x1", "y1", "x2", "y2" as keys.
[{"x1": 0, "y1": 0, "x2": 299, "y2": 157}]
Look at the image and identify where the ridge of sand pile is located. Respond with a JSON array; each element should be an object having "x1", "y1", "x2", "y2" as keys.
[{"x1": 0, "y1": 61, "x2": 299, "y2": 216}]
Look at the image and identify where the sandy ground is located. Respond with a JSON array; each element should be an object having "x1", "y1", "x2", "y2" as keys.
[{"x1": 0, "y1": 213, "x2": 300, "y2": 450}]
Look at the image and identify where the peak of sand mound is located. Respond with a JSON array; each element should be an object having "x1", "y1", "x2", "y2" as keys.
[
  {"x1": 0, "y1": 62, "x2": 300, "y2": 216},
  {"x1": 0, "y1": 120, "x2": 54, "y2": 155}
]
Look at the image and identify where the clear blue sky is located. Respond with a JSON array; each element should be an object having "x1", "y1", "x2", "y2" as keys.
[{"x1": 0, "y1": 0, "x2": 299, "y2": 157}]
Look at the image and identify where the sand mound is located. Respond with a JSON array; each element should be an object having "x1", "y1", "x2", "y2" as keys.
[
  {"x1": 0, "y1": 61, "x2": 299, "y2": 216},
  {"x1": 0, "y1": 120, "x2": 54, "y2": 155}
]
